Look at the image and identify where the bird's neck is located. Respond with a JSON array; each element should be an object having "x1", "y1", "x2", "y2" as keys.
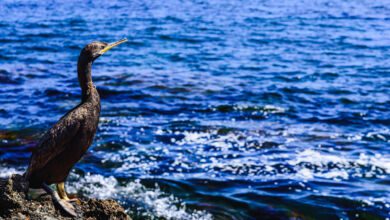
[{"x1": 77, "y1": 58, "x2": 96, "y2": 102}]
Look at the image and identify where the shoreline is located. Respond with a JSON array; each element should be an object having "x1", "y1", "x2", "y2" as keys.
[{"x1": 0, "y1": 174, "x2": 131, "y2": 220}]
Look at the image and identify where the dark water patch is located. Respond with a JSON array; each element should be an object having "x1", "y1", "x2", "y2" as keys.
[
  {"x1": 22, "y1": 32, "x2": 64, "y2": 39},
  {"x1": 158, "y1": 34, "x2": 207, "y2": 44},
  {"x1": 24, "y1": 45, "x2": 61, "y2": 53},
  {"x1": 0, "y1": 69, "x2": 25, "y2": 85},
  {"x1": 42, "y1": 88, "x2": 74, "y2": 98},
  {"x1": 0, "y1": 37, "x2": 28, "y2": 43},
  {"x1": 97, "y1": 87, "x2": 133, "y2": 98}
]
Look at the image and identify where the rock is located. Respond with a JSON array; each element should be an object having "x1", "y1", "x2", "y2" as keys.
[{"x1": 0, "y1": 174, "x2": 131, "y2": 220}]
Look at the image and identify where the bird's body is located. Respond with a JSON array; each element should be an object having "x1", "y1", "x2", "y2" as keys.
[
  {"x1": 26, "y1": 87, "x2": 100, "y2": 187},
  {"x1": 24, "y1": 39, "x2": 127, "y2": 217}
]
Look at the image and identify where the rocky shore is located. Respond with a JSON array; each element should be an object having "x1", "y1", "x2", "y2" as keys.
[{"x1": 0, "y1": 174, "x2": 131, "y2": 220}]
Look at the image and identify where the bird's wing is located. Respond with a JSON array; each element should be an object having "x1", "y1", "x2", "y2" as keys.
[{"x1": 25, "y1": 113, "x2": 81, "y2": 178}]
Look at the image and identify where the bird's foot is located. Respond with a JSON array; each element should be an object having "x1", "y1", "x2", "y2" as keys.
[
  {"x1": 42, "y1": 183, "x2": 78, "y2": 217},
  {"x1": 66, "y1": 197, "x2": 81, "y2": 205},
  {"x1": 56, "y1": 182, "x2": 81, "y2": 205},
  {"x1": 57, "y1": 199, "x2": 77, "y2": 217}
]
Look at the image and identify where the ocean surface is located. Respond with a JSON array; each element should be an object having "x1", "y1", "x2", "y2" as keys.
[{"x1": 0, "y1": 0, "x2": 389, "y2": 219}]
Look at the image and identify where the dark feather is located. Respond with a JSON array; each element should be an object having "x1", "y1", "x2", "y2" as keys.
[{"x1": 25, "y1": 113, "x2": 81, "y2": 179}]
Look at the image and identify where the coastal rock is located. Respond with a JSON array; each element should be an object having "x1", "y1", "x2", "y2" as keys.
[{"x1": 0, "y1": 174, "x2": 131, "y2": 220}]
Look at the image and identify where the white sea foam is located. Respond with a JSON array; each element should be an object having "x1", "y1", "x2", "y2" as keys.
[
  {"x1": 104, "y1": 128, "x2": 390, "y2": 183},
  {"x1": 68, "y1": 173, "x2": 213, "y2": 220},
  {"x1": 0, "y1": 167, "x2": 23, "y2": 178},
  {"x1": 89, "y1": 127, "x2": 390, "y2": 215}
]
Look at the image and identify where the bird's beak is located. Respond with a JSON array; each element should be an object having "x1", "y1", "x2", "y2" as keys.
[{"x1": 98, "y1": 38, "x2": 128, "y2": 55}]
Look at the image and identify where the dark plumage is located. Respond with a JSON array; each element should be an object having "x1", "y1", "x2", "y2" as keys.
[{"x1": 24, "y1": 39, "x2": 127, "y2": 217}]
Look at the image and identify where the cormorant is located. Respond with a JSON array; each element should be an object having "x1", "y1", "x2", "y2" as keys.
[{"x1": 24, "y1": 39, "x2": 127, "y2": 216}]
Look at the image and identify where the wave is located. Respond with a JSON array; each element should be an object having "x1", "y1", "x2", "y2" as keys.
[{"x1": 67, "y1": 173, "x2": 213, "y2": 220}]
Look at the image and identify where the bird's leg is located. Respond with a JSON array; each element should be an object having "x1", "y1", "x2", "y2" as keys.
[
  {"x1": 56, "y1": 182, "x2": 70, "y2": 200},
  {"x1": 56, "y1": 182, "x2": 80, "y2": 204},
  {"x1": 42, "y1": 183, "x2": 77, "y2": 217}
]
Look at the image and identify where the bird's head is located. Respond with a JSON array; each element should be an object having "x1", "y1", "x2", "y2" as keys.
[{"x1": 80, "y1": 39, "x2": 128, "y2": 62}]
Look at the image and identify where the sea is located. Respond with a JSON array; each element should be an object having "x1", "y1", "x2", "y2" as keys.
[{"x1": 0, "y1": 0, "x2": 389, "y2": 219}]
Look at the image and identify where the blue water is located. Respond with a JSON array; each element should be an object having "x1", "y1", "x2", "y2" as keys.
[{"x1": 0, "y1": 0, "x2": 389, "y2": 219}]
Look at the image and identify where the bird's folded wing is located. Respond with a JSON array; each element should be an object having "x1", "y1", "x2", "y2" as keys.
[{"x1": 26, "y1": 116, "x2": 81, "y2": 177}]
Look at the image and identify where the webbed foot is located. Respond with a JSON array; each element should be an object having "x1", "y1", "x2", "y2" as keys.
[
  {"x1": 67, "y1": 198, "x2": 81, "y2": 205},
  {"x1": 57, "y1": 197, "x2": 77, "y2": 217},
  {"x1": 42, "y1": 183, "x2": 78, "y2": 217}
]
